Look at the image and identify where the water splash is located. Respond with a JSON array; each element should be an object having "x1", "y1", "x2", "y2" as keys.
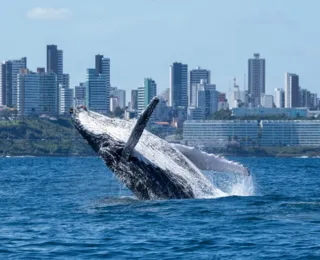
[
  {"x1": 205, "y1": 171, "x2": 255, "y2": 197},
  {"x1": 229, "y1": 174, "x2": 255, "y2": 196}
]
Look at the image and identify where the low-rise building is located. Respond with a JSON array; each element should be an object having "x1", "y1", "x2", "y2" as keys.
[
  {"x1": 232, "y1": 107, "x2": 308, "y2": 118},
  {"x1": 183, "y1": 120, "x2": 320, "y2": 147},
  {"x1": 183, "y1": 120, "x2": 259, "y2": 146},
  {"x1": 260, "y1": 120, "x2": 320, "y2": 146}
]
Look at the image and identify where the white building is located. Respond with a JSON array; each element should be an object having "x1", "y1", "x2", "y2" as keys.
[
  {"x1": 110, "y1": 87, "x2": 126, "y2": 109},
  {"x1": 274, "y1": 88, "x2": 285, "y2": 108},
  {"x1": 17, "y1": 69, "x2": 41, "y2": 116},
  {"x1": 187, "y1": 107, "x2": 204, "y2": 120},
  {"x1": 285, "y1": 73, "x2": 300, "y2": 108},
  {"x1": 137, "y1": 86, "x2": 145, "y2": 115},
  {"x1": 184, "y1": 120, "x2": 320, "y2": 147},
  {"x1": 110, "y1": 97, "x2": 119, "y2": 112},
  {"x1": 260, "y1": 120, "x2": 320, "y2": 146},
  {"x1": 228, "y1": 79, "x2": 248, "y2": 109},
  {"x1": 228, "y1": 84, "x2": 241, "y2": 109},
  {"x1": 183, "y1": 120, "x2": 259, "y2": 147},
  {"x1": 59, "y1": 86, "x2": 74, "y2": 115},
  {"x1": 232, "y1": 107, "x2": 307, "y2": 118},
  {"x1": 261, "y1": 94, "x2": 274, "y2": 108}
]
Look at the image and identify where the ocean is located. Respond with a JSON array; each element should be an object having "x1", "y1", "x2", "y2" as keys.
[{"x1": 0, "y1": 157, "x2": 319, "y2": 259}]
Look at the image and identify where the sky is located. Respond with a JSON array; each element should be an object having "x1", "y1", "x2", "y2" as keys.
[{"x1": 1, "y1": 0, "x2": 320, "y2": 100}]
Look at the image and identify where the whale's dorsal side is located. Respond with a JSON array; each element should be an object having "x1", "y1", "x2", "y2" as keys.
[{"x1": 121, "y1": 96, "x2": 160, "y2": 161}]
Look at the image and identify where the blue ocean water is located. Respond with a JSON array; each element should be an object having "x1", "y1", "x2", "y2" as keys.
[{"x1": 0, "y1": 157, "x2": 319, "y2": 259}]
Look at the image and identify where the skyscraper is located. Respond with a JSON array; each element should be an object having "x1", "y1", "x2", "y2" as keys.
[
  {"x1": 47, "y1": 45, "x2": 63, "y2": 85},
  {"x1": 144, "y1": 78, "x2": 157, "y2": 107},
  {"x1": 196, "y1": 80, "x2": 218, "y2": 118},
  {"x1": 248, "y1": 53, "x2": 265, "y2": 107},
  {"x1": 95, "y1": 54, "x2": 104, "y2": 74},
  {"x1": 86, "y1": 69, "x2": 108, "y2": 114},
  {"x1": 299, "y1": 88, "x2": 311, "y2": 108},
  {"x1": 0, "y1": 63, "x2": 5, "y2": 106},
  {"x1": 95, "y1": 54, "x2": 110, "y2": 113},
  {"x1": 285, "y1": 73, "x2": 300, "y2": 108},
  {"x1": 47, "y1": 45, "x2": 58, "y2": 73},
  {"x1": 190, "y1": 67, "x2": 211, "y2": 106},
  {"x1": 169, "y1": 62, "x2": 188, "y2": 109},
  {"x1": 131, "y1": 89, "x2": 138, "y2": 111},
  {"x1": 137, "y1": 86, "x2": 145, "y2": 115},
  {"x1": 39, "y1": 71, "x2": 58, "y2": 115},
  {"x1": 17, "y1": 69, "x2": 41, "y2": 116},
  {"x1": 0, "y1": 58, "x2": 27, "y2": 107}
]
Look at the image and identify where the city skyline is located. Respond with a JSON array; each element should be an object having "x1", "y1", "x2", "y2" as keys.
[{"x1": 1, "y1": 1, "x2": 320, "y2": 98}]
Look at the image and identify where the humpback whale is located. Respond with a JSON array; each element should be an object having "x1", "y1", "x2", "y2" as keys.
[{"x1": 71, "y1": 97, "x2": 250, "y2": 200}]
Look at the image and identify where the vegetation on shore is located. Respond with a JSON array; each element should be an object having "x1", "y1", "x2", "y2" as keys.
[{"x1": 0, "y1": 118, "x2": 95, "y2": 156}]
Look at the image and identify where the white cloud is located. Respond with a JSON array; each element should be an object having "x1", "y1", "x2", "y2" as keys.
[{"x1": 26, "y1": 7, "x2": 72, "y2": 21}]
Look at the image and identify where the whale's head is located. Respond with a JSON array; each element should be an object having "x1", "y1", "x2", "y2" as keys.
[{"x1": 71, "y1": 106, "x2": 128, "y2": 165}]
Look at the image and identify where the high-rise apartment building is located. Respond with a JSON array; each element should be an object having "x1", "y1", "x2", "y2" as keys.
[
  {"x1": 0, "y1": 63, "x2": 5, "y2": 106},
  {"x1": 137, "y1": 86, "x2": 145, "y2": 115},
  {"x1": 136, "y1": 78, "x2": 157, "y2": 116},
  {"x1": 95, "y1": 54, "x2": 110, "y2": 113},
  {"x1": 248, "y1": 53, "x2": 265, "y2": 107},
  {"x1": 39, "y1": 71, "x2": 58, "y2": 115},
  {"x1": 75, "y1": 83, "x2": 86, "y2": 107},
  {"x1": 110, "y1": 87, "x2": 126, "y2": 109},
  {"x1": 274, "y1": 88, "x2": 285, "y2": 108},
  {"x1": 17, "y1": 69, "x2": 58, "y2": 116},
  {"x1": 86, "y1": 69, "x2": 108, "y2": 114},
  {"x1": 189, "y1": 67, "x2": 211, "y2": 106},
  {"x1": 144, "y1": 78, "x2": 157, "y2": 108},
  {"x1": 59, "y1": 86, "x2": 74, "y2": 115},
  {"x1": 169, "y1": 62, "x2": 188, "y2": 109},
  {"x1": 46, "y1": 45, "x2": 63, "y2": 85},
  {"x1": 0, "y1": 58, "x2": 27, "y2": 107},
  {"x1": 196, "y1": 80, "x2": 218, "y2": 119},
  {"x1": 300, "y1": 88, "x2": 310, "y2": 108},
  {"x1": 131, "y1": 89, "x2": 138, "y2": 111},
  {"x1": 285, "y1": 73, "x2": 300, "y2": 108},
  {"x1": 17, "y1": 69, "x2": 41, "y2": 116}
]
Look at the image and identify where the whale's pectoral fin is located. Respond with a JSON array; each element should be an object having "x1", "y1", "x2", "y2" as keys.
[
  {"x1": 121, "y1": 96, "x2": 160, "y2": 161},
  {"x1": 172, "y1": 144, "x2": 250, "y2": 176}
]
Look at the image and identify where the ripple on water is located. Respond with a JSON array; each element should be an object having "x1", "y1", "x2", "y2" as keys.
[{"x1": 0, "y1": 157, "x2": 319, "y2": 259}]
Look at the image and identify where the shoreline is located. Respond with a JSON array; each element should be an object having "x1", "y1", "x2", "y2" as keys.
[{"x1": 1, "y1": 153, "x2": 319, "y2": 158}]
